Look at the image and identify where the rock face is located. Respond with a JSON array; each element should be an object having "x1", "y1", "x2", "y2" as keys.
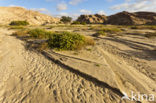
[
  {"x1": 0, "y1": 7, "x2": 60, "y2": 25},
  {"x1": 134, "y1": 12, "x2": 156, "y2": 25},
  {"x1": 76, "y1": 11, "x2": 156, "y2": 25},
  {"x1": 77, "y1": 14, "x2": 107, "y2": 24},
  {"x1": 107, "y1": 11, "x2": 156, "y2": 25}
]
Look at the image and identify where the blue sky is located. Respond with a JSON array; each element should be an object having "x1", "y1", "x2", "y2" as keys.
[{"x1": 0, "y1": 0, "x2": 156, "y2": 19}]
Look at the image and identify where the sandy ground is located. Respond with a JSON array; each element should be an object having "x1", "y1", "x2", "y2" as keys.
[
  {"x1": 0, "y1": 27, "x2": 156, "y2": 103},
  {"x1": 50, "y1": 27, "x2": 156, "y2": 102},
  {"x1": 0, "y1": 28, "x2": 124, "y2": 103},
  {"x1": 95, "y1": 29, "x2": 156, "y2": 102}
]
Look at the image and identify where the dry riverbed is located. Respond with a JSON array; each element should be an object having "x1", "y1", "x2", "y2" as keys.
[
  {"x1": 0, "y1": 25, "x2": 156, "y2": 103},
  {"x1": 0, "y1": 28, "x2": 125, "y2": 103}
]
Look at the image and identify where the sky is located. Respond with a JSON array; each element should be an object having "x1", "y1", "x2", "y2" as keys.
[{"x1": 0, "y1": 0, "x2": 156, "y2": 19}]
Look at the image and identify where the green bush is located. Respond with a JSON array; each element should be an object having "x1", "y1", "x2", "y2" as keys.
[
  {"x1": 97, "y1": 31, "x2": 107, "y2": 36},
  {"x1": 60, "y1": 16, "x2": 72, "y2": 23},
  {"x1": 101, "y1": 28, "x2": 121, "y2": 33},
  {"x1": 48, "y1": 32, "x2": 94, "y2": 50},
  {"x1": 81, "y1": 22, "x2": 87, "y2": 25},
  {"x1": 12, "y1": 30, "x2": 28, "y2": 37},
  {"x1": 10, "y1": 21, "x2": 29, "y2": 26},
  {"x1": 72, "y1": 21, "x2": 80, "y2": 25},
  {"x1": 131, "y1": 26, "x2": 139, "y2": 29},
  {"x1": 9, "y1": 26, "x2": 25, "y2": 29},
  {"x1": 28, "y1": 28, "x2": 52, "y2": 39}
]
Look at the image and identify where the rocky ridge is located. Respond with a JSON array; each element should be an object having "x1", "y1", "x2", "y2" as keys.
[{"x1": 77, "y1": 11, "x2": 156, "y2": 25}]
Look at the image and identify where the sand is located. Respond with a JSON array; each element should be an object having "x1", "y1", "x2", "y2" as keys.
[
  {"x1": 0, "y1": 28, "x2": 124, "y2": 103},
  {"x1": 0, "y1": 27, "x2": 156, "y2": 103}
]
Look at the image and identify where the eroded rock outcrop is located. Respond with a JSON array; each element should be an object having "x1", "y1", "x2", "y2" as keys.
[
  {"x1": 107, "y1": 11, "x2": 156, "y2": 25},
  {"x1": 76, "y1": 11, "x2": 156, "y2": 25},
  {"x1": 77, "y1": 14, "x2": 107, "y2": 24}
]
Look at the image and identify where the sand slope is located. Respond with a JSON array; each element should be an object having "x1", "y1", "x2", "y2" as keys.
[{"x1": 0, "y1": 7, "x2": 60, "y2": 25}]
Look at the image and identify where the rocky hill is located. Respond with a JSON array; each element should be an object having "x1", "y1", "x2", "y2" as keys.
[
  {"x1": 0, "y1": 7, "x2": 60, "y2": 25},
  {"x1": 77, "y1": 14, "x2": 107, "y2": 24},
  {"x1": 77, "y1": 11, "x2": 156, "y2": 25},
  {"x1": 107, "y1": 11, "x2": 156, "y2": 25}
]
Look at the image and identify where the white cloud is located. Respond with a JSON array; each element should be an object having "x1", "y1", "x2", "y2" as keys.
[
  {"x1": 56, "y1": 3, "x2": 67, "y2": 11},
  {"x1": 9, "y1": 5, "x2": 24, "y2": 8},
  {"x1": 69, "y1": 0, "x2": 84, "y2": 5},
  {"x1": 97, "y1": 10, "x2": 106, "y2": 15},
  {"x1": 80, "y1": 9, "x2": 92, "y2": 14},
  {"x1": 110, "y1": 0, "x2": 156, "y2": 12}
]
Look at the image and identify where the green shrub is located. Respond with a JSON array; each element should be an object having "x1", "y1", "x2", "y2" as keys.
[
  {"x1": 131, "y1": 26, "x2": 138, "y2": 29},
  {"x1": 72, "y1": 21, "x2": 80, "y2": 25},
  {"x1": 60, "y1": 16, "x2": 72, "y2": 23},
  {"x1": 47, "y1": 25, "x2": 54, "y2": 29},
  {"x1": 81, "y1": 22, "x2": 87, "y2": 25},
  {"x1": 9, "y1": 26, "x2": 25, "y2": 29},
  {"x1": 12, "y1": 30, "x2": 28, "y2": 37},
  {"x1": 93, "y1": 27, "x2": 121, "y2": 37},
  {"x1": 28, "y1": 28, "x2": 52, "y2": 39},
  {"x1": 95, "y1": 64, "x2": 100, "y2": 67},
  {"x1": 10, "y1": 21, "x2": 29, "y2": 26},
  {"x1": 97, "y1": 31, "x2": 107, "y2": 36},
  {"x1": 48, "y1": 32, "x2": 94, "y2": 50},
  {"x1": 101, "y1": 28, "x2": 121, "y2": 33}
]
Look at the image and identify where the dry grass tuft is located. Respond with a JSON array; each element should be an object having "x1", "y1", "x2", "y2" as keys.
[{"x1": 12, "y1": 30, "x2": 28, "y2": 37}]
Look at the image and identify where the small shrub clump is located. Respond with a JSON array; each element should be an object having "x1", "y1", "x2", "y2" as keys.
[
  {"x1": 12, "y1": 29, "x2": 94, "y2": 51},
  {"x1": 48, "y1": 32, "x2": 94, "y2": 50},
  {"x1": 101, "y1": 28, "x2": 121, "y2": 33},
  {"x1": 93, "y1": 27, "x2": 121, "y2": 37},
  {"x1": 131, "y1": 26, "x2": 139, "y2": 29},
  {"x1": 10, "y1": 21, "x2": 29, "y2": 26},
  {"x1": 71, "y1": 21, "x2": 86, "y2": 25},
  {"x1": 97, "y1": 31, "x2": 107, "y2": 36},
  {"x1": 9, "y1": 26, "x2": 25, "y2": 30},
  {"x1": 72, "y1": 21, "x2": 81, "y2": 25},
  {"x1": 28, "y1": 28, "x2": 52, "y2": 39},
  {"x1": 81, "y1": 22, "x2": 87, "y2": 25},
  {"x1": 12, "y1": 30, "x2": 28, "y2": 37},
  {"x1": 60, "y1": 16, "x2": 72, "y2": 23}
]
